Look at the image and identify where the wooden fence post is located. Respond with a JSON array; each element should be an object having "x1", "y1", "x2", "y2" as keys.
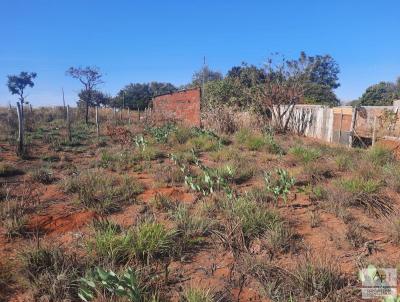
[
  {"x1": 62, "y1": 88, "x2": 66, "y2": 120},
  {"x1": 95, "y1": 106, "x2": 100, "y2": 138},
  {"x1": 128, "y1": 107, "x2": 131, "y2": 125},
  {"x1": 372, "y1": 115, "x2": 377, "y2": 146},
  {"x1": 16, "y1": 102, "x2": 24, "y2": 155},
  {"x1": 349, "y1": 107, "x2": 357, "y2": 147},
  {"x1": 338, "y1": 109, "x2": 343, "y2": 144},
  {"x1": 67, "y1": 105, "x2": 72, "y2": 142}
]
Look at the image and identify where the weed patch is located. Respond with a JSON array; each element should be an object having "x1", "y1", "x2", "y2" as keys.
[{"x1": 289, "y1": 145, "x2": 321, "y2": 164}]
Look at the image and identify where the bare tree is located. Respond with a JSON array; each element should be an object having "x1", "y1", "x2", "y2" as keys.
[
  {"x1": 66, "y1": 66, "x2": 103, "y2": 123},
  {"x1": 247, "y1": 55, "x2": 308, "y2": 133}
]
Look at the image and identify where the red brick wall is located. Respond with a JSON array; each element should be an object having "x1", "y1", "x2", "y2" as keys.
[{"x1": 152, "y1": 88, "x2": 201, "y2": 127}]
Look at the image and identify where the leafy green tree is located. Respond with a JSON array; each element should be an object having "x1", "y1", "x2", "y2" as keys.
[
  {"x1": 359, "y1": 81, "x2": 400, "y2": 106},
  {"x1": 78, "y1": 89, "x2": 111, "y2": 108},
  {"x1": 115, "y1": 82, "x2": 177, "y2": 110},
  {"x1": 303, "y1": 82, "x2": 340, "y2": 106},
  {"x1": 191, "y1": 66, "x2": 223, "y2": 87},
  {"x1": 299, "y1": 52, "x2": 340, "y2": 105},
  {"x1": 66, "y1": 66, "x2": 103, "y2": 123},
  {"x1": 226, "y1": 64, "x2": 266, "y2": 86},
  {"x1": 6, "y1": 71, "x2": 37, "y2": 115},
  {"x1": 300, "y1": 52, "x2": 340, "y2": 89},
  {"x1": 203, "y1": 63, "x2": 265, "y2": 109},
  {"x1": 203, "y1": 53, "x2": 341, "y2": 108}
]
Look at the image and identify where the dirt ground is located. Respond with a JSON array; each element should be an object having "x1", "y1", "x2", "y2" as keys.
[{"x1": 1, "y1": 116, "x2": 400, "y2": 302}]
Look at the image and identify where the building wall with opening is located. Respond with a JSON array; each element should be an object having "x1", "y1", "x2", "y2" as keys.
[{"x1": 151, "y1": 88, "x2": 201, "y2": 127}]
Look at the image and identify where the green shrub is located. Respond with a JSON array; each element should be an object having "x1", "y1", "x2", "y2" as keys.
[
  {"x1": 182, "y1": 287, "x2": 213, "y2": 302},
  {"x1": 170, "y1": 204, "x2": 216, "y2": 240},
  {"x1": 171, "y1": 126, "x2": 193, "y2": 144},
  {"x1": 289, "y1": 146, "x2": 321, "y2": 164},
  {"x1": 235, "y1": 128, "x2": 251, "y2": 145},
  {"x1": 227, "y1": 197, "x2": 281, "y2": 242},
  {"x1": 335, "y1": 154, "x2": 353, "y2": 171},
  {"x1": 367, "y1": 145, "x2": 394, "y2": 166},
  {"x1": 86, "y1": 219, "x2": 133, "y2": 265},
  {"x1": 132, "y1": 221, "x2": 176, "y2": 263},
  {"x1": 235, "y1": 128, "x2": 266, "y2": 151},
  {"x1": 337, "y1": 177, "x2": 381, "y2": 194},
  {"x1": 246, "y1": 136, "x2": 266, "y2": 151},
  {"x1": 186, "y1": 135, "x2": 219, "y2": 152}
]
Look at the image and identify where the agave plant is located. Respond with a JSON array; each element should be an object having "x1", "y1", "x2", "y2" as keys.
[
  {"x1": 264, "y1": 168, "x2": 295, "y2": 203},
  {"x1": 78, "y1": 267, "x2": 142, "y2": 302},
  {"x1": 134, "y1": 135, "x2": 147, "y2": 151}
]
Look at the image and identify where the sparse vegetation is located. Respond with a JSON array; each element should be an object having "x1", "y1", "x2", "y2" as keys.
[
  {"x1": 1, "y1": 103, "x2": 399, "y2": 302},
  {"x1": 182, "y1": 287, "x2": 213, "y2": 302},
  {"x1": 21, "y1": 246, "x2": 83, "y2": 301},
  {"x1": 64, "y1": 171, "x2": 143, "y2": 213}
]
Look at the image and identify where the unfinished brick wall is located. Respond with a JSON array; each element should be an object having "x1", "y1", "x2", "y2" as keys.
[{"x1": 151, "y1": 88, "x2": 201, "y2": 127}]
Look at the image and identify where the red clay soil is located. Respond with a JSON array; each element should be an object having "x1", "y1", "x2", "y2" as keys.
[{"x1": 27, "y1": 203, "x2": 97, "y2": 235}]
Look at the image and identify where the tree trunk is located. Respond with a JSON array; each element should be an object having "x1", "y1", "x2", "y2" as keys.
[
  {"x1": 16, "y1": 102, "x2": 24, "y2": 156},
  {"x1": 85, "y1": 101, "x2": 89, "y2": 124}
]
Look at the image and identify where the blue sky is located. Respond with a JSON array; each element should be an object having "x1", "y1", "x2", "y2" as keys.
[{"x1": 0, "y1": 0, "x2": 399, "y2": 106}]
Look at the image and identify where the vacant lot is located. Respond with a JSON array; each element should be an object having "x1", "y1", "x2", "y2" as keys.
[{"x1": 0, "y1": 110, "x2": 399, "y2": 301}]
